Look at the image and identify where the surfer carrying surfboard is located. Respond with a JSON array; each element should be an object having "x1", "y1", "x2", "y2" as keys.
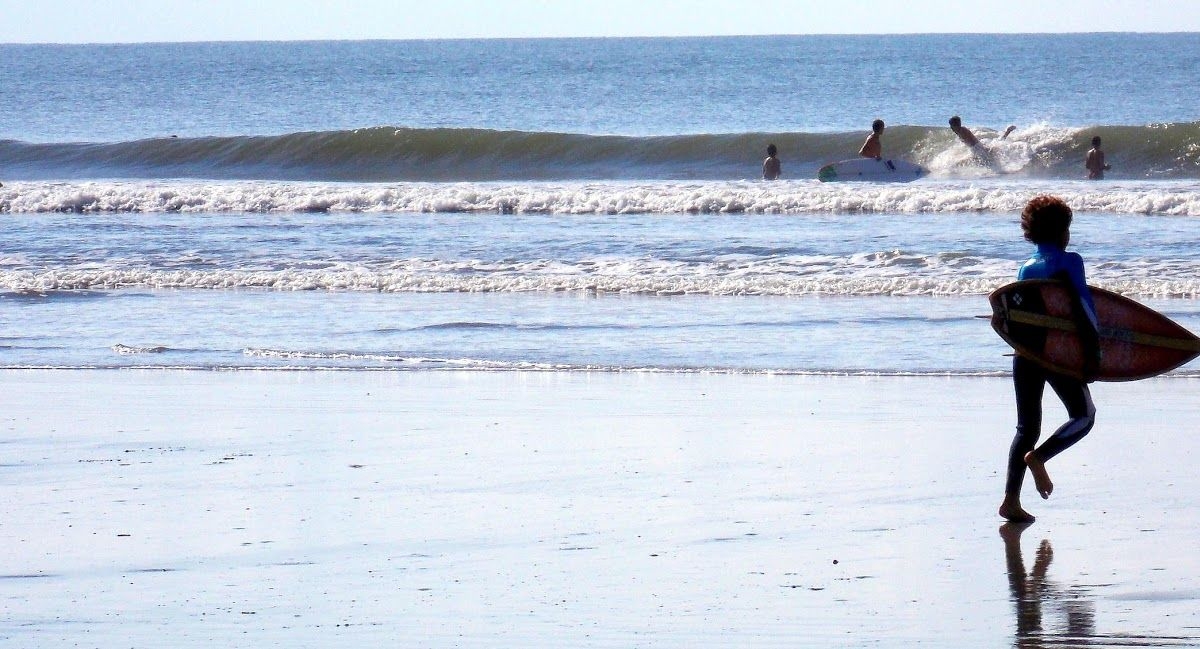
[{"x1": 999, "y1": 195, "x2": 1101, "y2": 523}]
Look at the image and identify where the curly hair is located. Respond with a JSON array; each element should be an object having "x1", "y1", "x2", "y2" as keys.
[{"x1": 1020, "y1": 195, "x2": 1073, "y2": 244}]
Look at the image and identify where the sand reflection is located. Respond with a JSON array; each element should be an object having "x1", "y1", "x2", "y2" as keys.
[
  {"x1": 1000, "y1": 523, "x2": 1198, "y2": 648},
  {"x1": 1001, "y1": 523, "x2": 1095, "y2": 647}
]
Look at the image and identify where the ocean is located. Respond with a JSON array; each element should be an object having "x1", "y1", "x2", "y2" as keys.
[{"x1": 4, "y1": 34, "x2": 1200, "y2": 373}]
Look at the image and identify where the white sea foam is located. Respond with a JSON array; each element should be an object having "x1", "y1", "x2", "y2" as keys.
[
  {"x1": 6, "y1": 261, "x2": 1200, "y2": 297},
  {"x1": 5, "y1": 180, "x2": 1200, "y2": 216},
  {"x1": 0, "y1": 248, "x2": 1018, "y2": 296},
  {"x1": 0, "y1": 269, "x2": 997, "y2": 296},
  {"x1": 241, "y1": 349, "x2": 588, "y2": 371},
  {"x1": 111, "y1": 344, "x2": 168, "y2": 354}
]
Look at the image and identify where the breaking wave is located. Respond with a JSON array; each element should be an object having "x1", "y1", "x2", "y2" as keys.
[
  {"x1": 3, "y1": 122, "x2": 1200, "y2": 183},
  {"x1": 5, "y1": 179, "x2": 1200, "y2": 216},
  {"x1": 6, "y1": 264, "x2": 1200, "y2": 298}
]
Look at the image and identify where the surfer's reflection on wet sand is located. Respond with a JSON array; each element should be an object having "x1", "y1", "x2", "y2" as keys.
[{"x1": 1001, "y1": 523, "x2": 1096, "y2": 648}]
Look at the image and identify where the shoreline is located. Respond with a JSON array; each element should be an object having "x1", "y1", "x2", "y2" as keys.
[{"x1": 3, "y1": 370, "x2": 1198, "y2": 646}]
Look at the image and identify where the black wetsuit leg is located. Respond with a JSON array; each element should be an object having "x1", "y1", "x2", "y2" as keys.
[
  {"x1": 1038, "y1": 371, "x2": 1095, "y2": 460},
  {"x1": 1007, "y1": 355, "x2": 1045, "y2": 494},
  {"x1": 1006, "y1": 355, "x2": 1096, "y2": 494}
]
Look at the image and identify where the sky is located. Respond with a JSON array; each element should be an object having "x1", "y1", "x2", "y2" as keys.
[{"x1": 1, "y1": 0, "x2": 1198, "y2": 43}]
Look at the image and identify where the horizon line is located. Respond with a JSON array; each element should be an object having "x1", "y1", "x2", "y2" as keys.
[{"x1": 3, "y1": 30, "x2": 1198, "y2": 46}]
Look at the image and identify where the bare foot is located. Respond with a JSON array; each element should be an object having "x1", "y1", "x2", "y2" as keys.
[
  {"x1": 999, "y1": 502, "x2": 1036, "y2": 523},
  {"x1": 1024, "y1": 451, "x2": 1053, "y2": 499}
]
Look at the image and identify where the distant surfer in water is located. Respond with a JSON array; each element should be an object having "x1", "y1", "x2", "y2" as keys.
[
  {"x1": 999, "y1": 196, "x2": 1101, "y2": 523},
  {"x1": 1085, "y1": 136, "x2": 1111, "y2": 180},
  {"x1": 945, "y1": 114, "x2": 1012, "y2": 152},
  {"x1": 762, "y1": 143, "x2": 781, "y2": 180},
  {"x1": 858, "y1": 119, "x2": 884, "y2": 160},
  {"x1": 949, "y1": 115, "x2": 981, "y2": 148}
]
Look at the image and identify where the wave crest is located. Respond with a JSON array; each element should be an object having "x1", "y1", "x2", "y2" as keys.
[{"x1": 3, "y1": 122, "x2": 1200, "y2": 182}]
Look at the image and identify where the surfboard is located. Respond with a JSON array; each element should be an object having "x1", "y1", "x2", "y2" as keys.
[
  {"x1": 817, "y1": 158, "x2": 928, "y2": 182},
  {"x1": 989, "y1": 279, "x2": 1200, "y2": 381}
]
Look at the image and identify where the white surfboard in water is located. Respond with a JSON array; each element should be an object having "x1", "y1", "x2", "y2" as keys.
[{"x1": 817, "y1": 158, "x2": 928, "y2": 182}]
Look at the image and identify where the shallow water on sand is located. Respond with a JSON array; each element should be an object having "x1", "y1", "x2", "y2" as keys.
[{"x1": 2, "y1": 372, "x2": 1198, "y2": 647}]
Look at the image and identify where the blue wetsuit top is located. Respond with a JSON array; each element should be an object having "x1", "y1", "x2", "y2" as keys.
[{"x1": 1018, "y1": 243, "x2": 1099, "y2": 333}]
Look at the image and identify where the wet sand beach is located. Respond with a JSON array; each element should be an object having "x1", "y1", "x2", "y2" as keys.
[{"x1": 2, "y1": 370, "x2": 1199, "y2": 647}]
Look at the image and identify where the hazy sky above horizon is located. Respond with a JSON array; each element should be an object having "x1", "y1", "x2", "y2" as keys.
[{"x1": 1, "y1": 0, "x2": 1197, "y2": 44}]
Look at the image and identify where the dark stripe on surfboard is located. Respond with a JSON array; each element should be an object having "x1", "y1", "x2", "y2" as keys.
[{"x1": 1004, "y1": 308, "x2": 1200, "y2": 353}]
